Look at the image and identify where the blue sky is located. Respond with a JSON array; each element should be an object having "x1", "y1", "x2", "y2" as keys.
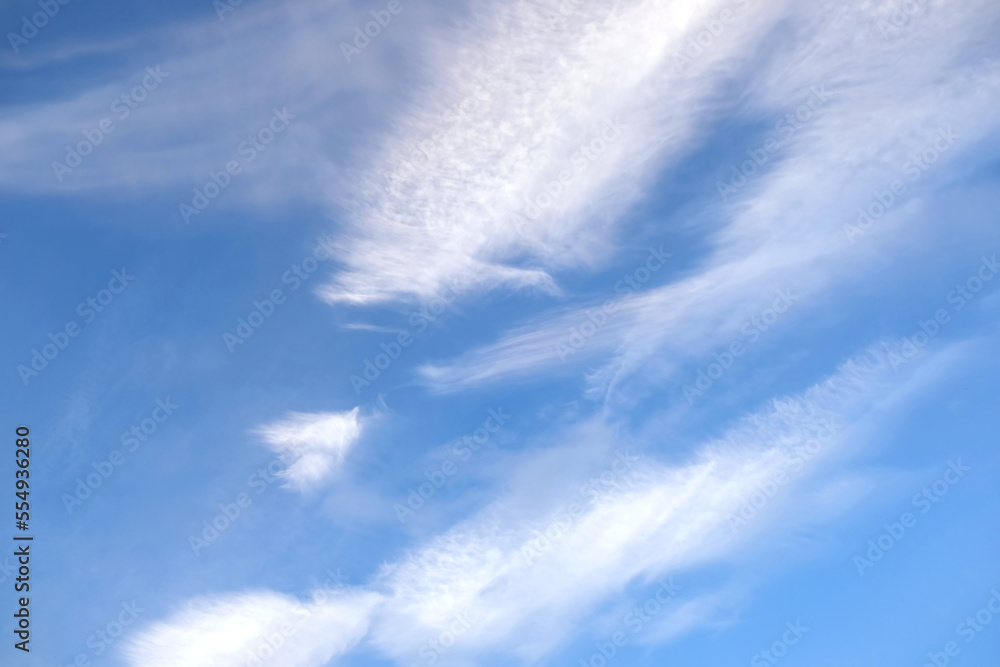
[{"x1": 2, "y1": 0, "x2": 1000, "y2": 665}]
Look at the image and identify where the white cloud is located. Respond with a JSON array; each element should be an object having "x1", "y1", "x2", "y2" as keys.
[
  {"x1": 365, "y1": 347, "x2": 902, "y2": 663},
  {"x1": 96, "y1": 1, "x2": 1000, "y2": 665},
  {"x1": 127, "y1": 340, "x2": 955, "y2": 666},
  {"x1": 122, "y1": 589, "x2": 380, "y2": 667},
  {"x1": 256, "y1": 408, "x2": 364, "y2": 491},
  {"x1": 320, "y1": 0, "x2": 777, "y2": 304},
  {"x1": 0, "y1": 0, "x2": 401, "y2": 210},
  {"x1": 415, "y1": 0, "x2": 1000, "y2": 396}
]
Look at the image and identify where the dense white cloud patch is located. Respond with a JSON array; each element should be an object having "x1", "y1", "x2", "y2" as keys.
[{"x1": 321, "y1": 0, "x2": 779, "y2": 304}]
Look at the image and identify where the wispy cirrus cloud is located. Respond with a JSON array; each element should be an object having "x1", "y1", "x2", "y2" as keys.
[
  {"x1": 415, "y1": 0, "x2": 1000, "y2": 397},
  {"x1": 36, "y1": 2, "x2": 995, "y2": 666},
  {"x1": 126, "y1": 342, "x2": 943, "y2": 666},
  {"x1": 255, "y1": 408, "x2": 365, "y2": 491},
  {"x1": 364, "y1": 346, "x2": 908, "y2": 664},
  {"x1": 0, "y1": 0, "x2": 409, "y2": 209},
  {"x1": 320, "y1": 0, "x2": 790, "y2": 305}
]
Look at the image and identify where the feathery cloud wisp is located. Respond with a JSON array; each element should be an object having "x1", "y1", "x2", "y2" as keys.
[{"x1": 255, "y1": 408, "x2": 364, "y2": 491}]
